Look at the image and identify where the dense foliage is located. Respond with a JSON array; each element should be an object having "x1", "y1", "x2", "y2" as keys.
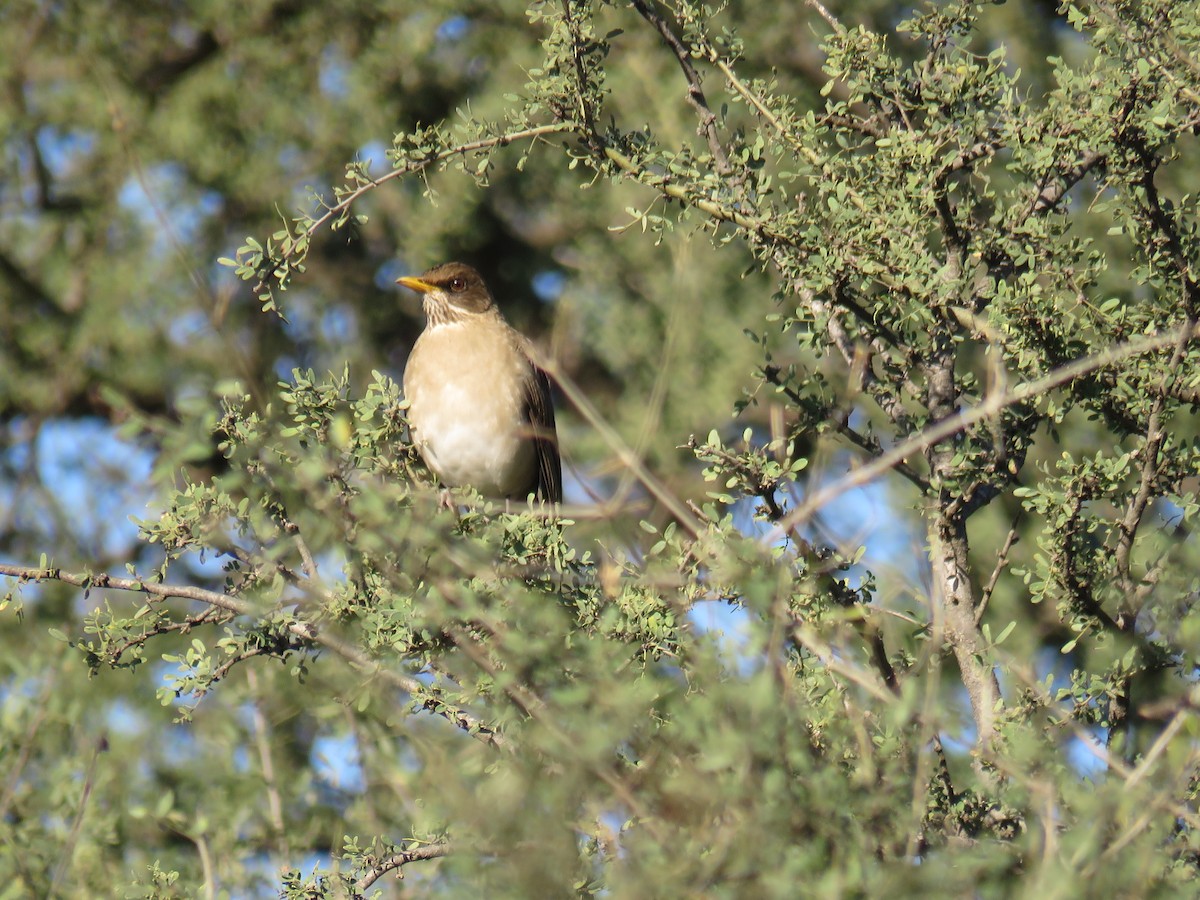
[{"x1": 3, "y1": 0, "x2": 1200, "y2": 896}]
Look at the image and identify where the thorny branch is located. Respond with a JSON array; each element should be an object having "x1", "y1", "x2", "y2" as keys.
[
  {"x1": 355, "y1": 841, "x2": 454, "y2": 893},
  {"x1": 629, "y1": 0, "x2": 737, "y2": 182},
  {"x1": 1024, "y1": 149, "x2": 1106, "y2": 220},
  {"x1": 760, "y1": 361, "x2": 927, "y2": 490},
  {"x1": 1113, "y1": 320, "x2": 1194, "y2": 603},
  {"x1": 245, "y1": 122, "x2": 575, "y2": 300},
  {"x1": 977, "y1": 515, "x2": 1021, "y2": 625},
  {"x1": 0, "y1": 563, "x2": 508, "y2": 751},
  {"x1": 767, "y1": 319, "x2": 1200, "y2": 542}
]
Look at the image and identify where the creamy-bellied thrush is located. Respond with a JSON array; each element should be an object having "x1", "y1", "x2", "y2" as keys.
[{"x1": 398, "y1": 262, "x2": 562, "y2": 503}]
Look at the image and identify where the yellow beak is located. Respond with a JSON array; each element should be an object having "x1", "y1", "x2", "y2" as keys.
[{"x1": 396, "y1": 276, "x2": 434, "y2": 294}]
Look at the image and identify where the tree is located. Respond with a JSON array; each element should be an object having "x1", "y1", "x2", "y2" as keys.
[{"x1": 3, "y1": 0, "x2": 1200, "y2": 895}]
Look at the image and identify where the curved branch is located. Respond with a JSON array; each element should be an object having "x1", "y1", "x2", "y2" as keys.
[
  {"x1": 245, "y1": 122, "x2": 575, "y2": 299},
  {"x1": 600, "y1": 144, "x2": 775, "y2": 236},
  {"x1": 1113, "y1": 320, "x2": 1195, "y2": 600},
  {"x1": 355, "y1": 841, "x2": 453, "y2": 893},
  {"x1": 768, "y1": 319, "x2": 1200, "y2": 540},
  {"x1": 1024, "y1": 149, "x2": 1106, "y2": 221},
  {"x1": 0, "y1": 562, "x2": 508, "y2": 751},
  {"x1": 629, "y1": 0, "x2": 735, "y2": 180}
]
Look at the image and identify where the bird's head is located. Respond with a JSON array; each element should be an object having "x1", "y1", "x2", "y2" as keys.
[{"x1": 397, "y1": 261, "x2": 494, "y2": 324}]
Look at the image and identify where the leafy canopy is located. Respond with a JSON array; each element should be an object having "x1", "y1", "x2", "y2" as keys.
[{"x1": 2, "y1": 0, "x2": 1200, "y2": 896}]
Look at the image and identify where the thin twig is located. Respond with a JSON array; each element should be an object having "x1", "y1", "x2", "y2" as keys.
[
  {"x1": 48, "y1": 734, "x2": 106, "y2": 896},
  {"x1": 0, "y1": 673, "x2": 55, "y2": 822},
  {"x1": 976, "y1": 514, "x2": 1021, "y2": 624},
  {"x1": 0, "y1": 563, "x2": 508, "y2": 751},
  {"x1": 1024, "y1": 149, "x2": 1106, "y2": 220},
  {"x1": 356, "y1": 841, "x2": 453, "y2": 891},
  {"x1": 790, "y1": 623, "x2": 895, "y2": 704},
  {"x1": 600, "y1": 143, "x2": 772, "y2": 234},
  {"x1": 802, "y1": 0, "x2": 844, "y2": 33},
  {"x1": 1124, "y1": 711, "x2": 1189, "y2": 791},
  {"x1": 629, "y1": 0, "x2": 735, "y2": 179},
  {"x1": 537, "y1": 355, "x2": 705, "y2": 538},
  {"x1": 767, "y1": 320, "x2": 1200, "y2": 541},
  {"x1": 246, "y1": 668, "x2": 290, "y2": 858},
  {"x1": 252, "y1": 122, "x2": 575, "y2": 297}
]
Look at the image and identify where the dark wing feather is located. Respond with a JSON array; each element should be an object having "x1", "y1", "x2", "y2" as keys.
[{"x1": 522, "y1": 362, "x2": 562, "y2": 503}]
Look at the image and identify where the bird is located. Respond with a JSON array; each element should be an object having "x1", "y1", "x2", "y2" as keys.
[{"x1": 398, "y1": 261, "x2": 562, "y2": 504}]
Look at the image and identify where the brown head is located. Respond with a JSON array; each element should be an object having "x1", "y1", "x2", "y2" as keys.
[{"x1": 396, "y1": 261, "x2": 495, "y2": 325}]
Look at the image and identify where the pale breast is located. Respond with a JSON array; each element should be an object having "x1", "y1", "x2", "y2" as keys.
[{"x1": 403, "y1": 318, "x2": 537, "y2": 498}]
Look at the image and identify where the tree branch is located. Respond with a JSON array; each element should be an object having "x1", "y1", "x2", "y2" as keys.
[
  {"x1": 245, "y1": 668, "x2": 290, "y2": 858},
  {"x1": 976, "y1": 514, "x2": 1021, "y2": 625},
  {"x1": 355, "y1": 841, "x2": 453, "y2": 893},
  {"x1": 629, "y1": 0, "x2": 736, "y2": 180},
  {"x1": 246, "y1": 122, "x2": 576, "y2": 299},
  {"x1": 0, "y1": 563, "x2": 508, "y2": 751},
  {"x1": 760, "y1": 362, "x2": 928, "y2": 491},
  {"x1": 1113, "y1": 320, "x2": 1194, "y2": 602},
  {"x1": 1025, "y1": 149, "x2": 1106, "y2": 220},
  {"x1": 768, "y1": 319, "x2": 1200, "y2": 540}
]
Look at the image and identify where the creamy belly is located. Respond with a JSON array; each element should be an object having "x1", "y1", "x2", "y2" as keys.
[{"x1": 404, "y1": 319, "x2": 537, "y2": 498}]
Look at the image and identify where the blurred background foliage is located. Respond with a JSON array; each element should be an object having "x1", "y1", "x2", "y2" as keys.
[{"x1": 3, "y1": 0, "x2": 1200, "y2": 896}]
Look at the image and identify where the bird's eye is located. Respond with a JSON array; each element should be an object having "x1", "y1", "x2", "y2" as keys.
[{"x1": 449, "y1": 277, "x2": 466, "y2": 292}]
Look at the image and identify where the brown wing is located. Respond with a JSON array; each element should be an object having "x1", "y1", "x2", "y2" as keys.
[{"x1": 522, "y1": 362, "x2": 562, "y2": 503}]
